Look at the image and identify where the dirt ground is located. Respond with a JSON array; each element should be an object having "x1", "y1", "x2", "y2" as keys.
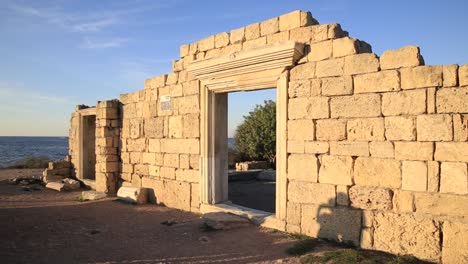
[{"x1": 0, "y1": 169, "x2": 305, "y2": 264}]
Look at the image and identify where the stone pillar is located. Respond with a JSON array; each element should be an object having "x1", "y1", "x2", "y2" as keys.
[{"x1": 95, "y1": 100, "x2": 121, "y2": 195}]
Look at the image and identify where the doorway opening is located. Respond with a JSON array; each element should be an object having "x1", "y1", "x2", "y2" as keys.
[{"x1": 81, "y1": 115, "x2": 96, "y2": 180}]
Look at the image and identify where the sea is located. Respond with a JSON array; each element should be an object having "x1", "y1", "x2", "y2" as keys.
[{"x1": 0, "y1": 137, "x2": 69, "y2": 168}]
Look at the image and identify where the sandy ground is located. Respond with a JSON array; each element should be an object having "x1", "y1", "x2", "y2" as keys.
[{"x1": 0, "y1": 169, "x2": 306, "y2": 264}]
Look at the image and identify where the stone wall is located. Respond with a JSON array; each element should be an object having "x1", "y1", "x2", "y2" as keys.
[{"x1": 72, "y1": 10, "x2": 467, "y2": 263}]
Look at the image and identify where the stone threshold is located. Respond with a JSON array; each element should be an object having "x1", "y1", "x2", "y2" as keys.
[{"x1": 200, "y1": 203, "x2": 286, "y2": 231}]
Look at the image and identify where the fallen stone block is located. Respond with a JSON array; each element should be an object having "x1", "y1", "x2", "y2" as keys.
[
  {"x1": 202, "y1": 212, "x2": 252, "y2": 230},
  {"x1": 46, "y1": 182, "x2": 66, "y2": 192},
  {"x1": 117, "y1": 186, "x2": 148, "y2": 204},
  {"x1": 81, "y1": 191, "x2": 107, "y2": 201},
  {"x1": 62, "y1": 178, "x2": 80, "y2": 191}
]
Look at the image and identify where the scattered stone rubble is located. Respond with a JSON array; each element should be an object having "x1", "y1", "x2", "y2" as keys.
[{"x1": 235, "y1": 161, "x2": 270, "y2": 171}]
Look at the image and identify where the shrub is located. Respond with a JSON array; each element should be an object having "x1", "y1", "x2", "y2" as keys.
[{"x1": 6, "y1": 156, "x2": 51, "y2": 169}]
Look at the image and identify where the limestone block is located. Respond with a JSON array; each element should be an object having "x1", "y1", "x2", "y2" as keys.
[
  {"x1": 330, "y1": 141, "x2": 369, "y2": 156},
  {"x1": 382, "y1": 89, "x2": 426, "y2": 116},
  {"x1": 360, "y1": 228, "x2": 374, "y2": 250},
  {"x1": 134, "y1": 164, "x2": 148, "y2": 176},
  {"x1": 287, "y1": 154, "x2": 318, "y2": 182},
  {"x1": 243, "y1": 37, "x2": 266, "y2": 50},
  {"x1": 220, "y1": 43, "x2": 242, "y2": 56},
  {"x1": 290, "y1": 62, "x2": 315, "y2": 80},
  {"x1": 349, "y1": 186, "x2": 393, "y2": 210},
  {"x1": 179, "y1": 154, "x2": 189, "y2": 169},
  {"x1": 327, "y1": 23, "x2": 347, "y2": 39},
  {"x1": 148, "y1": 139, "x2": 160, "y2": 153},
  {"x1": 244, "y1": 23, "x2": 260, "y2": 40},
  {"x1": 301, "y1": 205, "x2": 361, "y2": 246},
  {"x1": 166, "y1": 72, "x2": 178, "y2": 85},
  {"x1": 286, "y1": 202, "x2": 301, "y2": 225},
  {"x1": 436, "y1": 87, "x2": 468, "y2": 113},
  {"x1": 197, "y1": 36, "x2": 215, "y2": 52},
  {"x1": 141, "y1": 152, "x2": 155, "y2": 165},
  {"x1": 434, "y1": 142, "x2": 468, "y2": 162},
  {"x1": 417, "y1": 114, "x2": 453, "y2": 141},
  {"x1": 380, "y1": 46, "x2": 424, "y2": 70},
  {"x1": 175, "y1": 95, "x2": 199, "y2": 114},
  {"x1": 81, "y1": 191, "x2": 107, "y2": 201},
  {"x1": 347, "y1": 118, "x2": 385, "y2": 141},
  {"x1": 305, "y1": 141, "x2": 329, "y2": 154},
  {"x1": 336, "y1": 185, "x2": 349, "y2": 206},
  {"x1": 309, "y1": 24, "x2": 328, "y2": 42},
  {"x1": 288, "y1": 119, "x2": 314, "y2": 141},
  {"x1": 279, "y1": 10, "x2": 314, "y2": 31},
  {"x1": 230, "y1": 27, "x2": 244, "y2": 44},
  {"x1": 402, "y1": 161, "x2": 427, "y2": 192},
  {"x1": 344, "y1": 53, "x2": 380, "y2": 75},
  {"x1": 46, "y1": 182, "x2": 66, "y2": 192},
  {"x1": 144, "y1": 118, "x2": 163, "y2": 139},
  {"x1": 453, "y1": 114, "x2": 468, "y2": 141},
  {"x1": 175, "y1": 169, "x2": 199, "y2": 183},
  {"x1": 148, "y1": 165, "x2": 160, "y2": 177},
  {"x1": 183, "y1": 113, "x2": 200, "y2": 138},
  {"x1": 443, "y1": 64, "x2": 458, "y2": 87},
  {"x1": 373, "y1": 212, "x2": 441, "y2": 262},
  {"x1": 400, "y1": 66, "x2": 443, "y2": 89},
  {"x1": 141, "y1": 178, "x2": 191, "y2": 211},
  {"x1": 191, "y1": 183, "x2": 200, "y2": 210},
  {"x1": 362, "y1": 210, "x2": 374, "y2": 228},
  {"x1": 190, "y1": 155, "x2": 200, "y2": 170},
  {"x1": 214, "y1": 32, "x2": 229, "y2": 48},
  {"x1": 180, "y1": 44, "x2": 189, "y2": 57},
  {"x1": 384, "y1": 116, "x2": 416, "y2": 141},
  {"x1": 288, "y1": 80, "x2": 311, "y2": 98},
  {"x1": 427, "y1": 87, "x2": 436, "y2": 114},
  {"x1": 319, "y1": 155, "x2": 353, "y2": 185},
  {"x1": 288, "y1": 181, "x2": 335, "y2": 205},
  {"x1": 330, "y1": 94, "x2": 381, "y2": 118},
  {"x1": 394, "y1": 142, "x2": 433, "y2": 161},
  {"x1": 182, "y1": 80, "x2": 199, "y2": 95},
  {"x1": 440, "y1": 162, "x2": 468, "y2": 195},
  {"x1": 442, "y1": 221, "x2": 468, "y2": 264},
  {"x1": 160, "y1": 139, "x2": 199, "y2": 154},
  {"x1": 316, "y1": 119, "x2": 346, "y2": 141},
  {"x1": 369, "y1": 141, "x2": 394, "y2": 159},
  {"x1": 427, "y1": 161, "x2": 440, "y2": 192},
  {"x1": 414, "y1": 192, "x2": 468, "y2": 217},
  {"x1": 189, "y1": 42, "x2": 198, "y2": 55},
  {"x1": 308, "y1": 40, "x2": 332, "y2": 61},
  {"x1": 287, "y1": 140, "x2": 304, "y2": 154},
  {"x1": 168, "y1": 115, "x2": 183, "y2": 138},
  {"x1": 308, "y1": 96, "x2": 330, "y2": 119},
  {"x1": 320, "y1": 76, "x2": 353, "y2": 96},
  {"x1": 160, "y1": 167, "x2": 176, "y2": 180},
  {"x1": 260, "y1": 17, "x2": 279, "y2": 36},
  {"x1": 354, "y1": 70, "x2": 400, "y2": 94},
  {"x1": 290, "y1": 26, "x2": 313, "y2": 43},
  {"x1": 392, "y1": 190, "x2": 414, "y2": 213},
  {"x1": 316, "y1": 58, "x2": 344, "y2": 77},
  {"x1": 354, "y1": 157, "x2": 401, "y2": 188},
  {"x1": 332, "y1": 37, "x2": 358, "y2": 58},
  {"x1": 459, "y1": 64, "x2": 468, "y2": 86},
  {"x1": 117, "y1": 186, "x2": 148, "y2": 204},
  {"x1": 163, "y1": 153, "x2": 179, "y2": 168},
  {"x1": 266, "y1": 31, "x2": 289, "y2": 45}
]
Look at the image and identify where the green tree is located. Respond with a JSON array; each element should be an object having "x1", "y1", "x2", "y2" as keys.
[{"x1": 234, "y1": 100, "x2": 276, "y2": 164}]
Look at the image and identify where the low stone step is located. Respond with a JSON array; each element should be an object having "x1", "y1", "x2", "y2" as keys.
[
  {"x1": 81, "y1": 191, "x2": 107, "y2": 201},
  {"x1": 202, "y1": 212, "x2": 252, "y2": 230},
  {"x1": 117, "y1": 186, "x2": 148, "y2": 204}
]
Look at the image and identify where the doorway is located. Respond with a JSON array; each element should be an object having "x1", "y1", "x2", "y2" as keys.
[{"x1": 81, "y1": 114, "x2": 96, "y2": 180}]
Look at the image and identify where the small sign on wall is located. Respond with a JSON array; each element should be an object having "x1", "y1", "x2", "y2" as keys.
[{"x1": 160, "y1": 95, "x2": 171, "y2": 111}]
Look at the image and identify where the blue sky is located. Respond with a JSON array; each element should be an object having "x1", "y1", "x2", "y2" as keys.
[{"x1": 0, "y1": 0, "x2": 467, "y2": 136}]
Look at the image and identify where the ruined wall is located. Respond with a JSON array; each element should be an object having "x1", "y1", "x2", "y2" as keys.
[{"x1": 77, "y1": 10, "x2": 467, "y2": 263}]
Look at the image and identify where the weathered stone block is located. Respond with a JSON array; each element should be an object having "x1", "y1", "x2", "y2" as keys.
[
  {"x1": 395, "y1": 142, "x2": 433, "y2": 161},
  {"x1": 320, "y1": 76, "x2": 353, "y2": 96},
  {"x1": 142, "y1": 178, "x2": 191, "y2": 211},
  {"x1": 288, "y1": 119, "x2": 314, "y2": 141},
  {"x1": 392, "y1": 190, "x2": 414, "y2": 213},
  {"x1": 117, "y1": 186, "x2": 148, "y2": 204},
  {"x1": 330, "y1": 94, "x2": 381, "y2": 118},
  {"x1": 373, "y1": 212, "x2": 441, "y2": 262},
  {"x1": 360, "y1": 228, "x2": 374, "y2": 250},
  {"x1": 290, "y1": 62, "x2": 315, "y2": 80},
  {"x1": 380, "y1": 46, "x2": 424, "y2": 70},
  {"x1": 180, "y1": 44, "x2": 189, "y2": 57},
  {"x1": 288, "y1": 181, "x2": 335, "y2": 205},
  {"x1": 260, "y1": 17, "x2": 279, "y2": 36},
  {"x1": 287, "y1": 140, "x2": 304, "y2": 154},
  {"x1": 288, "y1": 80, "x2": 311, "y2": 98},
  {"x1": 347, "y1": 118, "x2": 385, "y2": 141},
  {"x1": 301, "y1": 205, "x2": 361, "y2": 245},
  {"x1": 214, "y1": 32, "x2": 229, "y2": 48},
  {"x1": 307, "y1": 96, "x2": 330, "y2": 119},
  {"x1": 332, "y1": 37, "x2": 358, "y2": 58},
  {"x1": 266, "y1": 31, "x2": 289, "y2": 44},
  {"x1": 440, "y1": 162, "x2": 468, "y2": 195},
  {"x1": 168, "y1": 115, "x2": 183, "y2": 138},
  {"x1": 336, "y1": 185, "x2": 349, "y2": 206},
  {"x1": 163, "y1": 153, "x2": 179, "y2": 168},
  {"x1": 230, "y1": 27, "x2": 244, "y2": 44},
  {"x1": 288, "y1": 97, "x2": 308, "y2": 119},
  {"x1": 414, "y1": 192, "x2": 468, "y2": 217},
  {"x1": 279, "y1": 10, "x2": 313, "y2": 31},
  {"x1": 354, "y1": 70, "x2": 400, "y2": 94},
  {"x1": 243, "y1": 36, "x2": 266, "y2": 50},
  {"x1": 459, "y1": 64, "x2": 468, "y2": 86},
  {"x1": 305, "y1": 141, "x2": 329, "y2": 154},
  {"x1": 427, "y1": 161, "x2": 440, "y2": 192},
  {"x1": 288, "y1": 154, "x2": 318, "y2": 182},
  {"x1": 400, "y1": 66, "x2": 443, "y2": 89},
  {"x1": 453, "y1": 114, "x2": 468, "y2": 141},
  {"x1": 402, "y1": 161, "x2": 427, "y2": 192},
  {"x1": 382, "y1": 89, "x2": 426, "y2": 116},
  {"x1": 308, "y1": 40, "x2": 332, "y2": 61},
  {"x1": 319, "y1": 155, "x2": 353, "y2": 185},
  {"x1": 384, "y1": 116, "x2": 416, "y2": 141},
  {"x1": 289, "y1": 26, "x2": 313, "y2": 43},
  {"x1": 316, "y1": 119, "x2": 346, "y2": 141},
  {"x1": 369, "y1": 141, "x2": 394, "y2": 158},
  {"x1": 316, "y1": 58, "x2": 344, "y2": 78},
  {"x1": 443, "y1": 64, "x2": 458, "y2": 87},
  {"x1": 442, "y1": 221, "x2": 468, "y2": 264},
  {"x1": 417, "y1": 114, "x2": 453, "y2": 141},
  {"x1": 286, "y1": 202, "x2": 301, "y2": 225},
  {"x1": 344, "y1": 53, "x2": 380, "y2": 75},
  {"x1": 436, "y1": 87, "x2": 468, "y2": 113},
  {"x1": 434, "y1": 142, "x2": 468, "y2": 162},
  {"x1": 160, "y1": 139, "x2": 199, "y2": 154},
  {"x1": 330, "y1": 141, "x2": 369, "y2": 156},
  {"x1": 354, "y1": 157, "x2": 401, "y2": 188},
  {"x1": 175, "y1": 169, "x2": 199, "y2": 183},
  {"x1": 349, "y1": 186, "x2": 393, "y2": 210}
]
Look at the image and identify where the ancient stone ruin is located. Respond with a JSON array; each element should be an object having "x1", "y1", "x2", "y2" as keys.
[{"x1": 67, "y1": 10, "x2": 467, "y2": 263}]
